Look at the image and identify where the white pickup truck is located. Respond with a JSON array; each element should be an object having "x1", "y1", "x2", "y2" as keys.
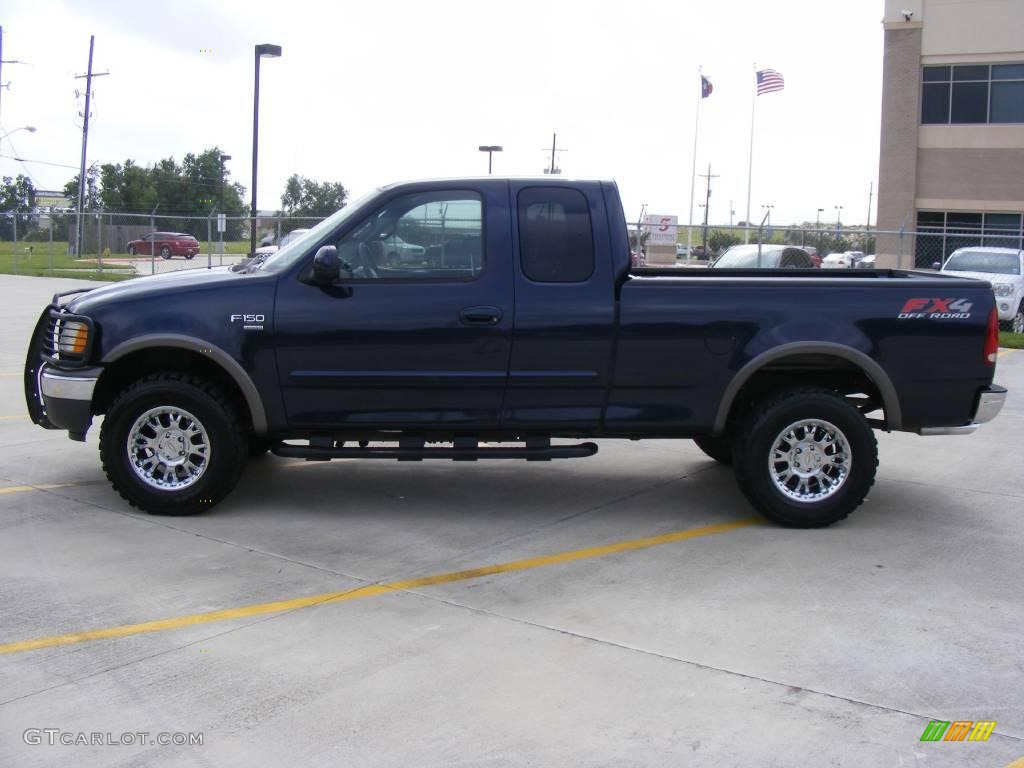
[{"x1": 938, "y1": 247, "x2": 1024, "y2": 333}]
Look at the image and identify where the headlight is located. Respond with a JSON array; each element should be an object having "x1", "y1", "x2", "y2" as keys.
[
  {"x1": 994, "y1": 284, "x2": 1012, "y2": 297},
  {"x1": 58, "y1": 320, "x2": 90, "y2": 355}
]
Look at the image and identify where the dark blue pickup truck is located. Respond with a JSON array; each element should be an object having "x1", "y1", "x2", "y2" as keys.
[{"x1": 25, "y1": 178, "x2": 1007, "y2": 527}]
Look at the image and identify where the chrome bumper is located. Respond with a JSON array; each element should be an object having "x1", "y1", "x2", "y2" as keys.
[
  {"x1": 40, "y1": 368, "x2": 98, "y2": 401},
  {"x1": 919, "y1": 385, "x2": 1007, "y2": 436}
]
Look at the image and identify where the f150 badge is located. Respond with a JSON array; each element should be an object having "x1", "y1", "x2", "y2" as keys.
[
  {"x1": 898, "y1": 298, "x2": 972, "y2": 319},
  {"x1": 230, "y1": 313, "x2": 265, "y2": 330}
]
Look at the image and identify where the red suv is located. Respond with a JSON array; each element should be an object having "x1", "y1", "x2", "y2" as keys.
[{"x1": 126, "y1": 232, "x2": 200, "y2": 260}]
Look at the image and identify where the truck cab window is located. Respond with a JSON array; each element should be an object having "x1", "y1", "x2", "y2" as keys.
[
  {"x1": 518, "y1": 187, "x2": 595, "y2": 283},
  {"x1": 334, "y1": 191, "x2": 484, "y2": 280}
]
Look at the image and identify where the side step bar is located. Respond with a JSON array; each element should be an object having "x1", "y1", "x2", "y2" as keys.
[{"x1": 271, "y1": 439, "x2": 599, "y2": 462}]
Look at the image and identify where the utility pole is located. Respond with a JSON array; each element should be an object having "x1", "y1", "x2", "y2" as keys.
[
  {"x1": 729, "y1": 200, "x2": 735, "y2": 226},
  {"x1": 543, "y1": 132, "x2": 566, "y2": 174},
  {"x1": 73, "y1": 35, "x2": 109, "y2": 258},
  {"x1": 699, "y1": 163, "x2": 719, "y2": 251}
]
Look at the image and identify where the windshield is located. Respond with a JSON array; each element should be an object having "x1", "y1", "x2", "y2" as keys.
[
  {"x1": 258, "y1": 189, "x2": 382, "y2": 273},
  {"x1": 714, "y1": 245, "x2": 781, "y2": 268},
  {"x1": 944, "y1": 251, "x2": 1020, "y2": 275}
]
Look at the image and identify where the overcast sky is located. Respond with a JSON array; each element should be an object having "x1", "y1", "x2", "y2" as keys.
[{"x1": 1, "y1": 0, "x2": 884, "y2": 226}]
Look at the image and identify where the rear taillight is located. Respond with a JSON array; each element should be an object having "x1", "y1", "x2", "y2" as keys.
[{"x1": 984, "y1": 306, "x2": 999, "y2": 365}]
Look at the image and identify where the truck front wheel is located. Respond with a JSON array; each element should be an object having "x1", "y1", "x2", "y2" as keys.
[
  {"x1": 732, "y1": 387, "x2": 877, "y2": 528},
  {"x1": 99, "y1": 373, "x2": 248, "y2": 515}
]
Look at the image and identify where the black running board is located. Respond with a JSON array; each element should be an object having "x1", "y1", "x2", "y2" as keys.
[{"x1": 271, "y1": 441, "x2": 598, "y2": 462}]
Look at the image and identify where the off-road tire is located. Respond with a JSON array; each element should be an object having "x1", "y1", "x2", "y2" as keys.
[
  {"x1": 732, "y1": 387, "x2": 877, "y2": 528},
  {"x1": 99, "y1": 372, "x2": 248, "y2": 515},
  {"x1": 160, "y1": 246, "x2": 171, "y2": 259},
  {"x1": 127, "y1": 245, "x2": 137, "y2": 256},
  {"x1": 693, "y1": 435, "x2": 733, "y2": 466}
]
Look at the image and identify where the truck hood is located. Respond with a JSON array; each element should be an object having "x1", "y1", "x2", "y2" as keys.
[
  {"x1": 942, "y1": 269, "x2": 1018, "y2": 288},
  {"x1": 68, "y1": 266, "x2": 265, "y2": 315}
]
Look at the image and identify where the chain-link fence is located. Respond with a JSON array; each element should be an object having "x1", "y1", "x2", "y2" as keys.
[
  {"x1": 630, "y1": 221, "x2": 1023, "y2": 269},
  {"x1": 0, "y1": 211, "x2": 328, "y2": 279},
  {"x1": 3, "y1": 210, "x2": 1022, "y2": 279}
]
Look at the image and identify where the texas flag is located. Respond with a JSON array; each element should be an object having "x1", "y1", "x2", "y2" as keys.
[{"x1": 701, "y1": 75, "x2": 713, "y2": 98}]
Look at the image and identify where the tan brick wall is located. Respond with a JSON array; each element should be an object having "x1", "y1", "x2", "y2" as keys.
[{"x1": 876, "y1": 26, "x2": 923, "y2": 268}]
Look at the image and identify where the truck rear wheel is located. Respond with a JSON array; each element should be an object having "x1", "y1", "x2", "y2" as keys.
[
  {"x1": 732, "y1": 387, "x2": 877, "y2": 528},
  {"x1": 693, "y1": 435, "x2": 733, "y2": 465},
  {"x1": 99, "y1": 373, "x2": 248, "y2": 515}
]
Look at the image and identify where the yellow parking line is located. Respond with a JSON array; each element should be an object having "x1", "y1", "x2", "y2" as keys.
[
  {"x1": 997, "y1": 348, "x2": 1017, "y2": 357},
  {"x1": 0, "y1": 483, "x2": 84, "y2": 495},
  {"x1": 0, "y1": 517, "x2": 759, "y2": 655},
  {"x1": 0, "y1": 372, "x2": 22, "y2": 377}
]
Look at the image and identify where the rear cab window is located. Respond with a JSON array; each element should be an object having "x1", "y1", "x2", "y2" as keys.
[{"x1": 517, "y1": 187, "x2": 595, "y2": 282}]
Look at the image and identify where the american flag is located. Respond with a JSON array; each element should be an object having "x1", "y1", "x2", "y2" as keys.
[
  {"x1": 756, "y1": 69, "x2": 785, "y2": 95},
  {"x1": 701, "y1": 75, "x2": 713, "y2": 98}
]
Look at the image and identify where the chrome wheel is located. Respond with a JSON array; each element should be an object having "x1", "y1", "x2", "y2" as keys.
[
  {"x1": 1013, "y1": 309, "x2": 1024, "y2": 334},
  {"x1": 126, "y1": 406, "x2": 210, "y2": 491},
  {"x1": 768, "y1": 418, "x2": 851, "y2": 503}
]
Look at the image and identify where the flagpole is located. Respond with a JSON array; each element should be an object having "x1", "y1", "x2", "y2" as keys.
[
  {"x1": 745, "y1": 63, "x2": 757, "y2": 244},
  {"x1": 687, "y1": 66, "x2": 702, "y2": 260}
]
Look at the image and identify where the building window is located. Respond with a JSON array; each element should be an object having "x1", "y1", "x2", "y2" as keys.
[
  {"x1": 921, "y1": 63, "x2": 1024, "y2": 124},
  {"x1": 914, "y1": 211, "x2": 1023, "y2": 267}
]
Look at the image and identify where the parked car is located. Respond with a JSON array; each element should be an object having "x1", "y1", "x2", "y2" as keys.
[
  {"x1": 846, "y1": 251, "x2": 866, "y2": 265},
  {"x1": 382, "y1": 235, "x2": 427, "y2": 265},
  {"x1": 804, "y1": 246, "x2": 821, "y2": 268},
  {"x1": 822, "y1": 252, "x2": 854, "y2": 269},
  {"x1": 856, "y1": 254, "x2": 877, "y2": 269},
  {"x1": 26, "y1": 177, "x2": 1005, "y2": 528},
  {"x1": 712, "y1": 244, "x2": 814, "y2": 269},
  {"x1": 937, "y1": 246, "x2": 1024, "y2": 332},
  {"x1": 253, "y1": 228, "x2": 311, "y2": 258},
  {"x1": 126, "y1": 233, "x2": 200, "y2": 260}
]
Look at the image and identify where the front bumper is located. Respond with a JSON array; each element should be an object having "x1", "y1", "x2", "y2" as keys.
[
  {"x1": 36, "y1": 366, "x2": 100, "y2": 441},
  {"x1": 918, "y1": 385, "x2": 1007, "y2": 436}
]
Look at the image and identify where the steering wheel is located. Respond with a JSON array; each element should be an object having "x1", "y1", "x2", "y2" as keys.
[{"x1": 353, "y1": 242, "x2": 379, "y2": 279}]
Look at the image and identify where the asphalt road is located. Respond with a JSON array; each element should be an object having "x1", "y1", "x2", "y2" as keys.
[{"x1": 0, "y1": 274, "x2": 1021, "y2": 767}]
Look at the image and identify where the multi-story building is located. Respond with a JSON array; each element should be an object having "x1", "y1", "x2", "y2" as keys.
[{"x1": 876, "y1": 0, "x2": 1024, "y2": 268}]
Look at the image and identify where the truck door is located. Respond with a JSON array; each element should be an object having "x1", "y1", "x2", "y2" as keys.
[
  {"x1": 503, "y1": 182, "x2": 616, "y2": 430},
  {"x1": 273, "y1": 184, "x2": 513, "y2": 430}
]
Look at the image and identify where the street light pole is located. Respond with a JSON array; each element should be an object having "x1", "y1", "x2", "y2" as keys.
[
  {"x1": 834, "y1": 205, "x2": 844, "y2": 240},
  {"x1": 250, "y1": 43, "x2": 281, "y2": 258},
  {"x1": 816, "y1": 207, "x2": 825, "y2": 252},
  {"x1": 478, "y1": 145, "x2": 503, "y2": 174},
  {"x1": 0, "y1": 125, "x2": 36, "y2": 143}
]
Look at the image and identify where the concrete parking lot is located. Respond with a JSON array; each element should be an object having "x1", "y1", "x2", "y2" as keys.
[{"x1": 0, "y1": 273, "x2": 1021, "y2": 767}]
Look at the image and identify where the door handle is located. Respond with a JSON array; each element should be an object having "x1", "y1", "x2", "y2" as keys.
[{"x1": 459, "y1": 306, "x2": 503, "y2": 326}]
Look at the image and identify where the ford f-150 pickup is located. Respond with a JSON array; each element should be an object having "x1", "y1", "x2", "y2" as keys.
[{"x1": 25, "y1": 178, "x2": 1007, "y2": 527}]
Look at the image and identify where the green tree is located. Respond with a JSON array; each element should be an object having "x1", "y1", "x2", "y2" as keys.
[
  {"x1": 63, "y1": 166, "x2": 101, "y2": 211},
  {"x1": 99, "y1": 159, "x2": 157, "y2": 212},
  {"x1": 67, "y1": 147, "x2": 248, "y2": 240},
  {"x1": 708, "y1": 230, "x2": 742, "y2": 255},
  {"x1": 0, "y1": 174, "x2": 38, "y2": 240},
  {"x1": 279, "y1": 174, "x2": 347, "y2": 231}
]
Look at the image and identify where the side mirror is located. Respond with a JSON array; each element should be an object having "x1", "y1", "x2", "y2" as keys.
[
  {"x1": 312, "y1": 245, "x2": 340, "y2": 284},
  {"x1": 932, "y1": 261, "x2": 941, "y2": 271}
]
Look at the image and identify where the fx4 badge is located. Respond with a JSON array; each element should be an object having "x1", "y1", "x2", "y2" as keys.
[
  {"x1": 230, "y1": 313, "x2": 265, "y2": 330},
  {"x1": 898, "y1": 298, "x2": 973, "y2": 320}
]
